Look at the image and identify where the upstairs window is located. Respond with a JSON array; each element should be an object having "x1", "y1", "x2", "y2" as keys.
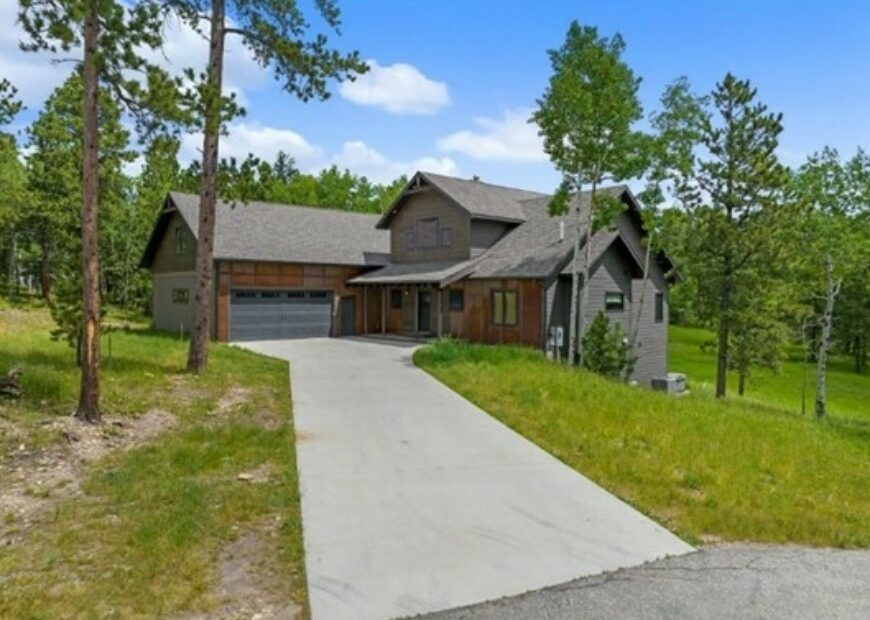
[
  {"x1": 605, "y1": 291, "x2": 625, "y2": 311},
  {"x1": 441, "y1": 228, "x2": 453, "y2": 248},
  {"x1": 172, "y1": 288, "x2": 189, "y2": 304},
  {"x1": 405, "y1": 230, "x2": 416, "y2": 250},
  {"x1": 417, "y1": 217, "x2": 439, "y2": 249},
  {"x1": 655, "y1": 292, "x2": 665, "y2": 323},
  {"x1": 174, "y1": 226, "x2": 187, "y2": 255},
  {"x1": 492, "y1": 290, "x2": 517, "y2": 326}
]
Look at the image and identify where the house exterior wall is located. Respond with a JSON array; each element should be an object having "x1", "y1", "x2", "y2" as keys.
[
  {"x1": 630, "y1": 270, "x2": 669, "y2": 384},
  {"x1": 152, "y1": 271, "x2": 196, "y2": 333},
  {"x1": 151, "y1": 212, "x2": 196, "y2": 273},
  {"x1": 544, "y1": 243, "x2": 669, "y2": 385},
  {"x1": 449, "y1": 279, "x2": 543, "y2": 347},
  {"x1": 470, "y1": 220, "x2": 511, "y2": 255},
  {"x1": 214, "y1": 261, "x2": 368, "y2": 341},
  {"x1": 389, "y1": 190, "x2": 471, "y2": 263}
]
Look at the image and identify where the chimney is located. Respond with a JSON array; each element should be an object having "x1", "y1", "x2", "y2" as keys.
[{"x1": 559, "y1": 220, "x2": 565, "y2": 242}]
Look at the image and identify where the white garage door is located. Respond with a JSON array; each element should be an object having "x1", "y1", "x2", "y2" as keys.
[{"x1": 229, "y1": 290, "x2": 333, "y2": 341}]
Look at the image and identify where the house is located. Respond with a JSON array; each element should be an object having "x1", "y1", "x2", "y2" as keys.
[{"x1": 140, "y1": 171, "x2": 674, "y2": 384}]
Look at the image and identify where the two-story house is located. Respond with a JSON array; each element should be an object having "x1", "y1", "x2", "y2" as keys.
[{"x1": 140, "y1": 171, "x2": 673, "y2": 384}]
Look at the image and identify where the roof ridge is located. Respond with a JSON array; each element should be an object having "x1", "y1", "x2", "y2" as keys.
[
  {"x1": 419, "y1": 171, "x2": 547, "y2": 196},
  {"x1": 169, "y1": 190, "x2": 383, "y2": 219}
]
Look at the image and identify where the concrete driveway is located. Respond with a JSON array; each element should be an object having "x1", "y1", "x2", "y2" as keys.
[{"x1": 241, "y1": 337, "x2": 693, "y2": 620}]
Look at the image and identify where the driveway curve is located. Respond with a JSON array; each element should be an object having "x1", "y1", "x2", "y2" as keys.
[{"x1": 241, "y1": 337, "x2": 693, "y2": 620}]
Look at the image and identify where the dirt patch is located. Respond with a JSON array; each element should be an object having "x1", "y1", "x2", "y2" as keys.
[
  {"x1": 0, "y1": 409, "x2": 176, "y2": 545},
  {"x1": 178, "y1": 520, "x2": 302, "y2": 620}
]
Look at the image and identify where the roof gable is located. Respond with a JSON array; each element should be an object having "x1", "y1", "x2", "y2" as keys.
[{"x1": 376, "y1": 171, "x2": 546, "y2": 229}]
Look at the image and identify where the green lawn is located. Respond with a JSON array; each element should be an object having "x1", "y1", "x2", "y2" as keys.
[
  {"x1": 670, "y1": 325, "x2": 870, "y2": 422},
  {"x1": 415, "y1": 340, "x2": 870, "y2": 548},
  {"x1": 0, "y1": 306, "x2": 307, "y2": 618}
]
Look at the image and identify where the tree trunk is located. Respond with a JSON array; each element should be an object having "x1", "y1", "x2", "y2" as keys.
[
  {"x1": 715, "y1": 278, "x2": 730, "y2": 398},
  {"x1": 577, "y1": 180, "x2": 597, "y2": 367},
  {"x1": 39, "y1": 236, "x2": 51, "y2": 302},
  {"x1": 566, "y1": 182, "x2": 582, "y2": 364},
  {"x1": 815, "y1": 254, "x2": 841, "y2": 420},
  {"x1": 629, "y1": 230, "x2": 653, "y2": 353},
  {"x1": 187, "y1": 0, "x2": 226, "y2": 374},
  {"x1": 738, "y1": 368, "x2": 746, "y2": 396},
  {"x1": 75, "y1": 1, "x2": 101, "y2": 423}
]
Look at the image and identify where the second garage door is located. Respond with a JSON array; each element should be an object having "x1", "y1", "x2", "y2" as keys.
[{"x1": 230, "y1": 290, "x2": 333, "y2": 341}]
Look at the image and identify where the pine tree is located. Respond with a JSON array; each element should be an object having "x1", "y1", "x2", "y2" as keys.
[
  {"x1": 165, "y1": 0, "x2": 367, "y2": 373},
  {"x1": 581, "y1": 312, "x2": 634, "y2": 379},
  {"x1": 655, "y1": 74, "x2": 791, "y2": 398}
]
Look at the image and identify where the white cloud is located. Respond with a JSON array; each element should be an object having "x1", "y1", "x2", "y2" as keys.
[
  {"x1": 330, "y1": 140, "x2": 458, "y2": 183},
  {"x1": 438, "y1": 108, "x2": 546, "y2": 162},
  {"x1": 180, "y1": 122, "x2": 322, "y2": 166},
  {"x1": 339, "y1": 59, "x2": 450, "y2": 115}
]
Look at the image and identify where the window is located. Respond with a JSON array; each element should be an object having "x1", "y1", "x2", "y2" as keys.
[
  {"x1": 491, "y1": 290, "x2": 517, "y2": 326},
  {"x1": 449, "y1": 289, "x2": 464, "y2": 311},
  {"x1": 234, "y1": 290, "x2": 256, "y2": 299},
  {"x1": 309, "y1": 291, "x2": 328, "y2": 299},
  {"x1": 405, "y1": 230, "x2": 416, "y2": 250},
  {"x1": 172, "y1": 288, "x2": 189, "y2": 304},
  {"x1": 287, "y1": 291, "x2": 305, "y2": 298},
  {"x1": 417, "y1": 217, "x2": 439, "y2": 249},
  {"x1": 390, "y1": 289, "x2": 403, "y2": 309},
  {"x1": 441, "y1": 228, "x2": 453, "y2": 248},
  {"x1": 604, "y1": 291, "x2": 625, "y2": 311},
  {"x1": 174, "y1": 226, "x2": 187, "y2": 255},
  {"x1": 261, "y1": 291, "x2": 281, "y2": 299},
  {"x1": 655, "y1": 292, "x2": 664, "y2": 323}
]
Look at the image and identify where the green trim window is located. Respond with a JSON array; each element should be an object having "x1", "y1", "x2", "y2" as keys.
[
  {"x1": 605, "y1": 291, "x2": 625, "y2": 311},
  {"x1": 449, "y1": 289, "x2": 464, "y2": 311},
  {"x1": 172, "y1": 288, "x2": 189, "y2": 304},
  {"x1": 174, "y1": 226, "x2": 187, "y2": 256},
  {"x1": 655, "y1": 292, "x2": 664, "y2": 323},
  {"x1": 491, "y1": 290, "x2": 518, "y2": 326}
]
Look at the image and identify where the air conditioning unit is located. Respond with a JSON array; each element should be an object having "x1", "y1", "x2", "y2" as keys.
[{"x1": 652, "y1": 373, "x2": 687, "y2": 394}]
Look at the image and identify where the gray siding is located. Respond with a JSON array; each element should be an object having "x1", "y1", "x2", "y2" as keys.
[
  {"x1": 544, "y1": 243, "x2": 669, "y2": 385},
  {"x1": 390, "y1": 190, "x2": 471, "y2": 263},
  {"x1": 151, "y1": 212, "x2": 196, "y2": 273},
  {"x1": 470, "y1": 220, "x2": 511, "y2": 256},
  {"x1": 629, "y1": 271, "x2": 669, "y2": 385},
  {"x1": 153, "y1": 271, "x2": 196, "y2": 333}
]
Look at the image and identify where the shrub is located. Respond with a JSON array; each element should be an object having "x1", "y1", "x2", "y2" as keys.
[{"x1": 582, "y1": 311, "x2": 634, "y2": 379}]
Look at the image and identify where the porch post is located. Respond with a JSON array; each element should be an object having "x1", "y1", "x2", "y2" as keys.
[
  {"x1": 437, "y1": 288, "x2": 443, "y2": 337},
  {"x1": 381, "y1": 285, "x2": 386, "y2": 335},
  {"x1": 363, "y1": 284, "x2": 368, "y2": 335}
]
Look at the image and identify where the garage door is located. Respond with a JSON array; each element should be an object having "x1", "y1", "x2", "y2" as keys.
[{"x1": 230, "y1": 290, "x2": 333, "y2": 341}]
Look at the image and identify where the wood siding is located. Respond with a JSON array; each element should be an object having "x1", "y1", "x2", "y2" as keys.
[
  {"x1": 470, "y1": 220, "x2": 511, "y2": 255},
  {"x1": 544, "y1": 242, "x2": 669, "y2": 385},
  {"x1": 449, "y1": 279, "x2": 543, "y2": 347},
  {"x1": 151, "y1": 212, "x2": 196, "y2": 273},
  {"x1": 215, "y1": 261, "x2": 370, "y2": 341},
  {"x1": 389, "y1": 190, "x2": 471, "y2": 263}
]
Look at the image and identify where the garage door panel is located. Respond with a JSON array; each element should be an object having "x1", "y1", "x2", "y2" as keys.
[{"x1": 230, "y1": 290, "x2": 333, "y2": 341}]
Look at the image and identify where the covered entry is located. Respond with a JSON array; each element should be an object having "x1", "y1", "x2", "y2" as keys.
[{"x1": 229, "y1": 289, "x2": 332, "y2": 341}]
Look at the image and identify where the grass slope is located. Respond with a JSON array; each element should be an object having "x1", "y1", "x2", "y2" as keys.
[
  {"x1": 670, "y1": 325, "x2": 870, "y2": 422},
  {"x1": 0, "y1": 306, "x2": 306, "y2": 618},
  {"x1": 415, "y1": 340, "x2": 870, "y2": 548}
]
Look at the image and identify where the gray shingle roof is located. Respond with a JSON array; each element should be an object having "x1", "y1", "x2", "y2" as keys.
[
  {"x1": 420, "y1": 172, "x2": 546, "y2": 222},
  {"x1": 347, "y1": 259, "x2": 478, "y2": 287},
  {"x1": 469, "y1": 186, "x2": 630, "y2": 280},
  {"x1": 169, "y1": 192, "x2": 390, "y2": 266}
]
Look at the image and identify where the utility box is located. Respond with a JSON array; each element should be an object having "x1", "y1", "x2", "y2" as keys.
[{"x1": 652, "y1": 373, "x2": 687, "y2": 394}]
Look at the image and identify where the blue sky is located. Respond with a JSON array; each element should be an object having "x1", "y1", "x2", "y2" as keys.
[{"x1": 2, "y1": 0, "x2": 869, "y2": 191}]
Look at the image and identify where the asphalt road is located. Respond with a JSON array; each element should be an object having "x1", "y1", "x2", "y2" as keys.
[{"x1": 412, "y1": 545, "x2": 870, "y2": 620}]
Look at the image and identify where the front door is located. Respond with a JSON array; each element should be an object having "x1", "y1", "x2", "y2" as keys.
[
  {"x1": 339, "y1": 296, "x2": 356, "y2": 336},
  {"x1": 417, "y1": 290, "x2": 431, "y2": 333}
]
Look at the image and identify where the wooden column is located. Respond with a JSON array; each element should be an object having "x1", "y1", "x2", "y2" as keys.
[
  {"x1": 437, "y1": 288, "x2": 443, "y2": 337},
  {"x1": 363, "y1": 285, "x2": 368, "y2": 335},
  {"x1": 381, "y1": 285, "x2": 386, "y2": 335}
]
